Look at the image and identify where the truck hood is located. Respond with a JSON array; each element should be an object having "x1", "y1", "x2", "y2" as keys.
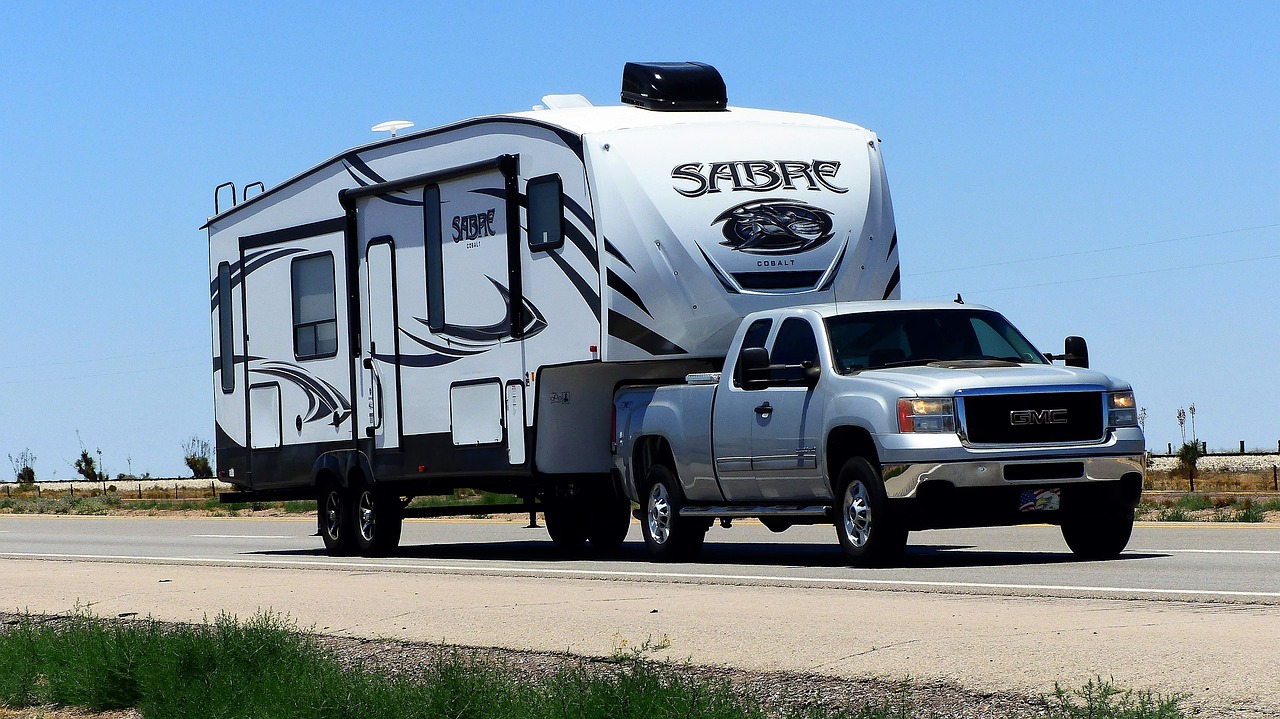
[{"x1": 838, "y1": 362, "x2": 1131, "y2": 397}]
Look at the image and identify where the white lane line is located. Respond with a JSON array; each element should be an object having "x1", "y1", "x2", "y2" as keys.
[
  {"x1": 190, "y1": 534, "x2": 297, "y2": 539},
  {"x1": 2, "y1": 551, "x2": 1278, "y2": 600},
  {"x1": 1140, "y1": 548, "x2": 1280, "y2": 555}
]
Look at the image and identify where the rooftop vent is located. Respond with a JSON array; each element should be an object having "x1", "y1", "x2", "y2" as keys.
[{"x1": 621, "y1": 61, "x2": 727, "y2": 112}]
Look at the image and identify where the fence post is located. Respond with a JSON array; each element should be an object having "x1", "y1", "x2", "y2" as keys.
[
  {"x1": 1240, "y1": 440, "x2": 1245, "y2": 454},
  {"x1": 70, "y1": 483, "x2": 74, "y2": 498},
  {"x1": 1274, "y1": 465, "x2": 1278, "y2": 492},
  {"x1": 1167, "y1": 442, "x2": 1172, "y2": 454}
]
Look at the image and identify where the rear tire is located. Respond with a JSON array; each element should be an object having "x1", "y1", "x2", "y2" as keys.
[
  {"x1": 352, "y1": 485, "x2": 403, "y2": 557},
  {"x1": 1061, "y1": 509, "x2": 1133, "y2": 559},
  {"x1": 834, "y1": 457, "x2": 908, "y2": 567},
  {"x1": 318, "y1": 483, "x2": 354, "y2": 556},
  {"x1": 641, "y1": 464, "x2": 705, "y2": 562}
]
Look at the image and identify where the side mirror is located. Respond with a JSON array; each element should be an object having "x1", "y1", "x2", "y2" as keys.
[
  {"x1": 738, "y1": 346, "x2": 771, "y2": 390},
  {"x1": 1064, "y1": 336, "x2": 1089, "y2": 368},
  {"x1": 802, "y1": 362, "x2": 821, "y2": 387}
]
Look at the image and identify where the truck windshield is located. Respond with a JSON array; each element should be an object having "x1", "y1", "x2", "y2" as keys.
[{"x1": 825, "y1": 309, "x2": 1048, "y2": 373}]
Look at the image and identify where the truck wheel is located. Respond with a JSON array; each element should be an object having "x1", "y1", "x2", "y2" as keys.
[
  {"x1": 545, "y1": 499, "x2": 588, "y2": 551},
  {"x1": 834, "y1": 457, "x2": 907, "y2": 567},
  {"x1": 586, "y1": 495, "x2": 633, "y2": 552},
  {"x1": 352, "y1": 485, "x2": 403, "y2": 557},
  {"x1": 1061, "y1": 509, "x2": 1133, "y2": 559},
  {"x1": 641, "y1": 465, "x2": 705, "y2": 562},
  {"x1": 318, "y1": 483, "x2": 354, "y2": 556}
]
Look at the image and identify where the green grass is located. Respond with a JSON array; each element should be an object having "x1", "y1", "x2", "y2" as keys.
[
  {"x1": 1172, "y1": 493, "x2": 1213, "y2": 511},
  {"x1": 0, "y1": 612, "x2": 1187, "y2": 719}
]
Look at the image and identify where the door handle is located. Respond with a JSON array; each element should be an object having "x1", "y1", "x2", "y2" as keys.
[{"x1": 754, "y1": 402, "x2": 772, "y2": 416}]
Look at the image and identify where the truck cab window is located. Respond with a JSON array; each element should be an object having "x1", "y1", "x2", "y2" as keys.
[
  {"x1": 291, "y1": 253, "x2": 338, "y2": 359},
  {"x1": 526, "y1": 175, "x2": 564, "y2": 251},
  {"x1": 733, "y1": 318, "x2": 773, "y2": 387},
  {"x1": 770, "y1": 317, "x2": 818, "y2": 367}
]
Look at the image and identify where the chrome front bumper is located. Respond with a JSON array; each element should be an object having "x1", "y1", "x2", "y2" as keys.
[{"x1": 881, "y1": 455, "x2": 1145, "y2": 499}]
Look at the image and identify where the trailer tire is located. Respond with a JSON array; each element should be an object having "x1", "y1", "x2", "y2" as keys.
[
  {"x1": 318, "y1": 483, "x2": 355, "y2": 556},
  {"x1": 834, "y1": 457, "x2": 907, "y2": 567},
  {"x1": 641, "y1": 464, "x2": 705, "y2": 562},
  {"x1": 544, "y1": 499, "x2": 588, "y2": 551},
  {"x1": 1061, "y1": 509, "x2": 1133, "y2": 560},
  {"x1": 586, "y1": 495, "x2": 633, "y2": 552},
  {"x1": 352, "y1": 485, "x2": 403, "y2": 557}
]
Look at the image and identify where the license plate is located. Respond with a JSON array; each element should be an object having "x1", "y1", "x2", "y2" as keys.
[{"x1": 1019, "y1": 488, "x2": 1061, "y2": 512}]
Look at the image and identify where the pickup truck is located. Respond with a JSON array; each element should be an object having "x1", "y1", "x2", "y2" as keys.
[{"x1": 611, "y1": 300, "x2": 1145, "y2": 565}]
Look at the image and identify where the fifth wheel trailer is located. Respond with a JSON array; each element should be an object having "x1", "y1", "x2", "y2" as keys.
[{"x1": 205, "y1": 61, "x2": 899, "y2": 555}]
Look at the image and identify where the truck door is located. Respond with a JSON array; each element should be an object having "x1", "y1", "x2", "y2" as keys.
[
  {"x1": 711, "y1": 318, "x2": 773, "y2": 501},
  {"x1": 750, "y1": 317, "x2": 827, "y2": 501}
]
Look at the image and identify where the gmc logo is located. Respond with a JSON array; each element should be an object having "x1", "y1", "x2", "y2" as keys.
[{"x1": 1010, "y1": 409, "x2": 1069, "y2": 426}]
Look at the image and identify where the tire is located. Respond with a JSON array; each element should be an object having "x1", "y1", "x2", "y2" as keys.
[
  {"x1": 318, "y1": 483, "x2": 354, "y2": 556},
  {"x1": 641, "y1": 464, "x2": 705, "y2": 562},
  {"x1": 544, "y1": 498, "x2": 588, "y2": 551},
  {"x1": 585, "y1": 494, "x2": 633, "y2": 552},
  {"x1": 351, "y1": 485, "x2": 403, "y2": 557},
  {"x1": 834, "y1": 457, "x2": 908, "y2": 567},
  {"x1": 1061, "y1": 509, "x2": 1134, "y2": 560}
]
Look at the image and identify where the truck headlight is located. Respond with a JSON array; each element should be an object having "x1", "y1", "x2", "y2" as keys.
[
  {"x1": 898, "y1": 398, "x2": 955, "y2": 433},
  {"x1": 1107, "y1": 391, "x2": 1138, "y2": 428}
]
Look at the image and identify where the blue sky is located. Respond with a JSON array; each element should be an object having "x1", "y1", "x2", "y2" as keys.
[{"x1": 2, "y1": 2, "x2": 1277, "y2": 478}]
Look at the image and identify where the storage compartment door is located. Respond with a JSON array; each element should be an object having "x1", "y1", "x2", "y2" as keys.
[{"x1": 450, "y1": 381, "x2": 503, "y2": 446}]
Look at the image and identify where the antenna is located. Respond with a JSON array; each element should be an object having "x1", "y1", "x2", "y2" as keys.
[{"x1": 371, "y1": 120, "x2": 414, "y2": 137}]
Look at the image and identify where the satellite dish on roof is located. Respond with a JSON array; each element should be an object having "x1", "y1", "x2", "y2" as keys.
[{"x1": 371, "y1": 120, "x2": 414, "y2": 137}]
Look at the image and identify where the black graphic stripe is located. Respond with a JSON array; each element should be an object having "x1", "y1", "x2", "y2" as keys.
[
  {"x1": 886, "y1": 231, "x2": 898, "y2": 261},
  {"x1": 695, "y1": 245, "x2": 740, "y2": 294},
  {"x1": 401, "y1": 330, "x2": 491, "y2": 357},
  {"x1": 239, "y1": 217, "x2": 346, "y2": 251},
  {"x1": 547, "y1": 251, "x2": 601, "y2": 320},
  {"x1": 564, "y1": 195, "x2": 595, "y2": 235},
  {"x1": 603, "y1": 238, "x2": 634, "y2": 272},
  {"x1": 564, "y1": 222, "x2": 598, "y2": 271},
  {"x1": 343, "y1": 153, "x2": 389, "y2": 184},
  {"x1": 882, "y1": 265, "x2": 901, "y2": 300},
  {"x1": 606, "y1": 270, "x2": 651, "y2": 317},
  {"x1": 819, "y1": 242, "x2": 850, "y2": 292},
  {"x1": 608, "y1": 310, "x2": 686, "y2": 356}
]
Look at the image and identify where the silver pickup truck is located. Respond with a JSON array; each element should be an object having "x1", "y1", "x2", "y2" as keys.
[{"x1": 611, "y1": 300, "x2": 1145, "y2": 565}]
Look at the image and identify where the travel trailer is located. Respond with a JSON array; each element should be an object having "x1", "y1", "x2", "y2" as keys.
[{"x1": 205, "y1": 61, "x2": 900, "y2": 556}]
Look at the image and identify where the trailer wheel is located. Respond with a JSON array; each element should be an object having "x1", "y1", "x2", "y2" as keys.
[
  {"x1": 318, "y1": 483, "x2": 354, "y2": 556},
  {"x1": 352, "y1": 486, "x2": 403, "y2": 557},
  {"x1": 544, "y1": 498, "x2": 588, "y2": 551},
  {"x1": 641, "y1": 464, "x2": 705, "y2": 562},
  {"x1": 585, "y1": 495, "x2": 633, "y2": 552},
  {"x1": 834, "y1": 457, "x2": 907, "y2": 567},
  {"x1": 1061, "y1": 509, "x2": 1133, "y2": 560}
]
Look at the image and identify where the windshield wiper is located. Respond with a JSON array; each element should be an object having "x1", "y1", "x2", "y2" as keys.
[{"x1": 874, "y1": 358, "x2": 940, "y2": 369}]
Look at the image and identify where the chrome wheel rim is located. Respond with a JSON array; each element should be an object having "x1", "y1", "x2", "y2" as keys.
[
  {"x1": 358, "y1": 491, "x2": 376, "y2": 542},
  {"x1": 323, "y1": 491, "x2": 342, "y2": 542},
  {"x1": 843, "y1": 480, "x2": 872, "y2": 548},
  {"x1": 647, "y1": 483, "x2": 671, "y2": 545}
]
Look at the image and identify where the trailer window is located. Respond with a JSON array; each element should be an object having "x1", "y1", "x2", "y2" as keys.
[
  {"x1": 526, "y1": 175, "x2": 564, "y2": 251},
  {"x1": 218, "y1": 262, "x2": 234, "y2": 392},
  {"x1": 291, "y1": 253, "x2": 338, "y2": 359},
  {"x1": 424, "y1": 184, "x2": 445, "y2": 331}
]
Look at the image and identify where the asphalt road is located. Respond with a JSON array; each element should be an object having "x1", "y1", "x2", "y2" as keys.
[{"x1": 2, "y1": 515, "x2": 1278, "y2": 717}]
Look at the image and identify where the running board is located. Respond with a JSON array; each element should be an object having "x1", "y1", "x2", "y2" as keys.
[{"x1": 679, "y1": 505, "x2": 831, "y2": 519}]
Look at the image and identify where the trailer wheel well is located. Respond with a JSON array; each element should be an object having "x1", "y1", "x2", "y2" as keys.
[{"x1": 826, "y1": 426, "x2": 880, "y2": 484}]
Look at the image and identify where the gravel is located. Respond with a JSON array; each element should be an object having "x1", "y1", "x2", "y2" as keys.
[{"x1": 1146, "y1": 453, "x2": 1280, "y2": 473}]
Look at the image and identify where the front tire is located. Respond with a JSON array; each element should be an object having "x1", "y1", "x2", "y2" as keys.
[
  {"x1": 1061, "y1": 509, "x2": 1133, "y2": 559},
  {"x1": 834, "y1": 457, "x2": 907, "y2": 567},
  {"x1": 352, "y1": 485, "x2": 403, "y2": 557},
  {"x1": 641, "y1": 464, "x2": 705, "y2": 562},
  {"x1": 585, "y1": 494, "x2": 633, "y2": 552}
]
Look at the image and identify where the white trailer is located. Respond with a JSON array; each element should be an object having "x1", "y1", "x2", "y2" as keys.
[{"x1": 206, "y1": 62, "x2": 899, "y2": 555}]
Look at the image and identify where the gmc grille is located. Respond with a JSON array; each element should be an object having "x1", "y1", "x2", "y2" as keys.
[{"x1": 960, "y1": 391, "x2": 1105, "y2": 445}]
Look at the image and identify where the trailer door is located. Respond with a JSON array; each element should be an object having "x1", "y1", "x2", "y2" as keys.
[{"x1": 364, "y1": 238, "x2": 401, "y2": 450}]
